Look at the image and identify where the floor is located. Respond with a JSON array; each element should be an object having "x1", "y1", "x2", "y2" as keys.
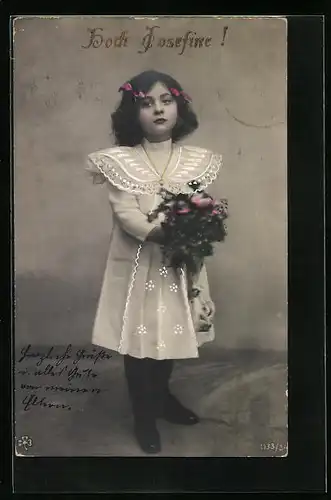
[{"x1": 14, "y1": 344, "x2": 288, "y2": 457}]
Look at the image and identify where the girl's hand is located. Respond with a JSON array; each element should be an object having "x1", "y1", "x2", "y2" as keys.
[{"x1": 203, "y1": 300, "x2": 216, "y2": 320}]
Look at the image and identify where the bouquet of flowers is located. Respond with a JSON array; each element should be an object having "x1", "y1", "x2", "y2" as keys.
[{"x1": 147, "y1": 180, "x2": 228, "y2": 317}]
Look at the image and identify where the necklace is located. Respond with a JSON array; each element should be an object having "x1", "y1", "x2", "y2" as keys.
[{"x1": 141, "y1": 144, "x2": 174, "y2": 186}]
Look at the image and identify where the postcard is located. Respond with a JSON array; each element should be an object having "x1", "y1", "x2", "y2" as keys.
[{"x1": 13, "y1": 15, "x2": 288, "y2": 458}]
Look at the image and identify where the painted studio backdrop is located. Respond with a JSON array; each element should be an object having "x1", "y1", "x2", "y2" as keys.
[{"x1": 13, "y1": 16, "x2": 288, "y2": 457}]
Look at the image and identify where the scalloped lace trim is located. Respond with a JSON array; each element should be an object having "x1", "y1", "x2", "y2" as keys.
[{"x1": 118, "y1": 243, "x2": 143, "y2": 353}]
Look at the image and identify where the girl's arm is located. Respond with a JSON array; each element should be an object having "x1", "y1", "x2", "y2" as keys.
[
  {"x1": 107, "y1": 183, "x2": 161, "y2": 243},
  {"x1": 196, "y1": 264, "x2": 216, "y2": 317}
]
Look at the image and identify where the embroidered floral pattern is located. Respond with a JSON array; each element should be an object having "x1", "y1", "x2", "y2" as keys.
[
  {"x1": 173, "y1": 324, "x2": 184, "y2": 335},
  {"x1": 169, "y1": 283, "x2": 178, "y2": 292},
  {"x1": 136, "y1": 325, "x2": 147, "y2": 336},
  {"x1": 157, "y1": 304, "x2": 167, "y2": 313},
  {"x1": 145, "y1": 280, "x2": 155, "y2": 291},
  {"x1": 156, "y1": 340, "x2": 166, "y2": 350},
  {"x1": 159, "y1": 266, "x2": 168, "y2": 277}
]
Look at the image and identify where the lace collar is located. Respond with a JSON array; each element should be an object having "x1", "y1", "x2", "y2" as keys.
[{"x1": 87, "y1": 144, "x2": 222, "y2": 195}]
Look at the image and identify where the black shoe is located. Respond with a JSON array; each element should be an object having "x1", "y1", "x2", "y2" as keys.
[
  {"x1": 161, "y1": 394, "x2": 200, "y2": 425},
  {"x1": 134, "y1": 421, "x2": 161, "y2": 454}
]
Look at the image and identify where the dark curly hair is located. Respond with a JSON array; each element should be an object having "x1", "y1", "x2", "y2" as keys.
[{"x1": 111, "y1": 70, "x2": 199, "y2": 146}]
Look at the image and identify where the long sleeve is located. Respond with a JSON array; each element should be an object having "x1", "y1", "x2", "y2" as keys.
[
  {"x1": 107, "y1": 183, "x2": 160, "y2": 242},
  {"x1": 196, "y1": 263, "x2": 213, "y2": 302}
]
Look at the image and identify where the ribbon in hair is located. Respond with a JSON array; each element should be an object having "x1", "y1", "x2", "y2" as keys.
[{"x1": 119, "y1": 82, "x2": 192, "y2": 102}]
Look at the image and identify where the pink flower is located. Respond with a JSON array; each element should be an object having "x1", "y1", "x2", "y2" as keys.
[
  {"x1": 120, "y1": 82, "x2": 133, "y2": 91},
  {"x1": 191, "y1": 195, "x2": 213, "y2": 208},
  {"x1": 170, "y1": 87, "x2": 181, "y2": 97},
  {"x1": 212, "y1": 209, "x2": 219, "y2": 215},
  {"x1": 176, "y1": 208, "x2": 191, "y2": 214},
  {"x1": 169, "y1": 88, "x2": 192, "y2": 102},
  {"x1": 191, "y1": 194, "x2": 203, "y2": 202}
]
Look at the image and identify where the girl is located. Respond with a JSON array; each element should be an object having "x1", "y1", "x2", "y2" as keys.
[{"x1": 86, "y1": 70, "x2": 223, "y2": 454}]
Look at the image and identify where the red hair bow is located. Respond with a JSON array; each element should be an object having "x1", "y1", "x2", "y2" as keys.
[
  {"x1": 169, "y1": 88, "x2": 192, "y2": 102},
  {"x1": 119, "y1": 83, "x2": 147, "y2": 99},
  {"x1": 119, "y1": 82, "x2": 133, "y2": 91}
]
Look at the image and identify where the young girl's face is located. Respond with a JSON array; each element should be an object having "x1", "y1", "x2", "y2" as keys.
[{"x1": 138, "y1": 81, "x2": 178, "y2": 142}]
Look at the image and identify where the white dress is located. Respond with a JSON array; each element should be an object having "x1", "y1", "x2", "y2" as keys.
[{"x1": 86, "y1": 138, "x2": 223, "y2": 360}]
